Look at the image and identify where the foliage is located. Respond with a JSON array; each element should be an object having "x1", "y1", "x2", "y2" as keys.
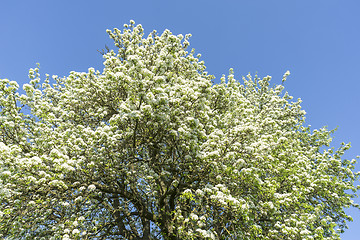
[{"x1": 0, "y1": 21, "x2": 359, "y2": 240}]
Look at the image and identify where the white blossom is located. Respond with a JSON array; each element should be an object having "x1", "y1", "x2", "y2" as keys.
[{"x1": 0, "y1": 21, "x2": 357, "y2": 240}]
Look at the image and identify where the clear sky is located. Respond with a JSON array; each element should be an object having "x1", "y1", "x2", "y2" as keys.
[{"x1": 1, "y1": 0, "x2": 359, "y2": 238}]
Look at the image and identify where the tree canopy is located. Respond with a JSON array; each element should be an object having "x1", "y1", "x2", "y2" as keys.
[{"x1": 0, "y1": 21, "x2": 359, "y2": 240}]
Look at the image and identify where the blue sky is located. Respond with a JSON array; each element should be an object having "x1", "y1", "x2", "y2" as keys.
[{"x1": 1, "y1": 0, "x2": 359, "y2": 238}]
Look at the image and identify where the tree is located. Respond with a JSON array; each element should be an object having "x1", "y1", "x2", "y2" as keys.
[{"x1": 0, "y1": 20, "x2": 358, "y2": 240}]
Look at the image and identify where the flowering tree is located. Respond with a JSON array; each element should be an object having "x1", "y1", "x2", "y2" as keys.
[{"x1": 0, "y1": 21, "x2": 359, "y2": 240}]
